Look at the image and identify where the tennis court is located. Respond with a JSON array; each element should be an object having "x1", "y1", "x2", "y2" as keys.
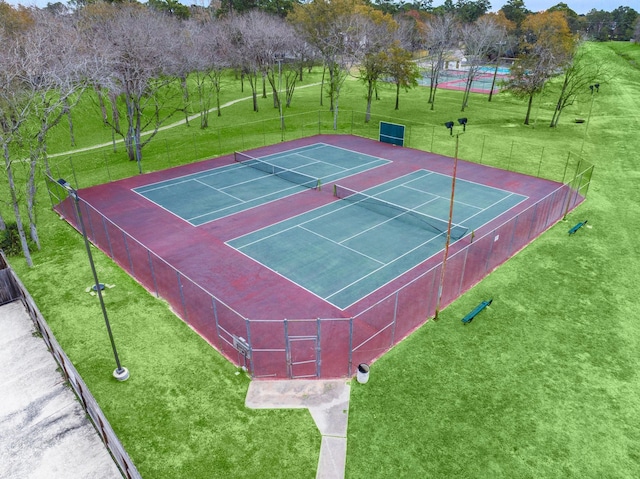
[
  {"x1": 50, "y1": 135, "x2": 583, "y2": 378},
  {"x1": 133, "y1": 143, "x2": 388, "y2": 225},
  {"x1": 229, "y1": 170, "x2": 526, "y2": 309}
]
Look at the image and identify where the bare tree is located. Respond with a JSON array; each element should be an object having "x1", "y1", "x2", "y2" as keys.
[
  {"x1": 226, "y1": 11, "x2": 272, "y2": 113},
  {"x1": 21, "y1": 11, "x2": 88, "y2": 250},
  {"x1": 0, "y1": 8, "x2": 87, "y2": 266},
  {"x1": 549, "y1": 45, "x2": 606, "y2": 128},
  {"x1": 420, "y1": 14, "x2": 459, "y2": 111},
  {"x1": 460, "y1": 16, "x2": 504, "y2": 111},
  {"x1": 184, "y1": 17, "x2": 230, "y2": 127},
  {"x1": 0, "y1": 31, "x2": 34, "y2": 266},
  {"x1": 82, "y1": 4, "x2": 185, "y2": 173}
]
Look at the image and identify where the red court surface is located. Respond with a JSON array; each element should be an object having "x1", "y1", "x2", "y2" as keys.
[{"x1": 56, "y1": 135, "x2": 582, "y2": 379}]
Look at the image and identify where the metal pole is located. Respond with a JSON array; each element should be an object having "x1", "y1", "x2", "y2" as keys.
[
  {"x1": 435, "y1": 133, "x2": 459, "y2": 320},
  {"x1": 57, "y1": 178, "x2": 129, "y2": 381},
  {"x1": 580, "y1": 86, "x2": 596, "y2": 155},
  {"x1": 277, "y1": 56, "x2": 285, "y2": 141}
]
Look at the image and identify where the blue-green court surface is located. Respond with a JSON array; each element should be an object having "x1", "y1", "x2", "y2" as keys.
[
  {"x1": 133, "y1": 143, "x2": 389, "y2": 225},
  {"x1": 228, "y1": 170, "x2": 527, "y2": 310}
]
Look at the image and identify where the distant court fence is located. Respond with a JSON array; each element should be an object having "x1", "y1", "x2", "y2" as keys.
[
  {"x1": 46, "y1": 145, "x2": 592, "y2": 378},
  {"x1": 0, "y1": 252, "x2": 142, "y2": 479},
  {"x1": 48, "y1": 109, "x2": 592, "y2": 193}
]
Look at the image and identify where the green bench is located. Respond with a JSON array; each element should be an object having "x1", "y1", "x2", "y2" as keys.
[
  {"x1": 462, "y1": 299, "x2": 493, "y2": 324},
  {"x1": 568, "y1": 220, "x2": 587, "y2": 235}
]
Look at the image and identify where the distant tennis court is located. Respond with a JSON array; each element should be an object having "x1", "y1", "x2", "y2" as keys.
[
  {"x1": 229, "y1": 170, "x2": 526, "y2": 309},
  {"x1": 133, "y1": 143, "x2": 389, "y2": 225}
]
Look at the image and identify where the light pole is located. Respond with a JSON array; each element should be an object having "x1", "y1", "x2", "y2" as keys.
[
  {"x1": 580, "y1": 83, "x2": 599, "y2": 155},
  {"x1": 275, "y1": 53, "x2": 285, "y2": 141},
  {"x1": 435, "y1": 120, "x2": 466, "y2": 320},
  {"x1": 488, "y1": 41, "x2": 506, "y2": 102},
  {"x1": 57, "y1": 178, "x2": 129, "y2": 381}
]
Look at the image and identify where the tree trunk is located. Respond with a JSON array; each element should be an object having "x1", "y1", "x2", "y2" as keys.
[
  {"x1": 248, "y1": 72, "x2": 259, "y2": 112},
  {"x1": 320, "y1": 66, "x2": 326, "y2": 107},
  {"x1": 109, "y1": 92, "x2": 121, "y2": 152},
  {"x1": 550, "y1": 74, "x2": 570, "y2": 127},
  {"x1": 216, "y1": 83, "x2": 222, "y2": 117},
  {"x1": 181, "y1": 74, "x2": 190, "y2": 126},
  {"x1": 524, "y1": 93, "x2": 534, "y2": 125},
  {"x1": 333, "y1": 84, "x2": 340, "y2": 130},
  {"x1": 125, "y1": 96, "x2": 136, "y2": 162},
  {"x1": 365, "y1": 80, "x2": 374, "y2": 123},
  {"x1": 198, "y1": 77, "x2": 209, "y2": 129},
  {"x1": 395, "y1": 82, "x2": 400, "y2": 110},
  {"x1": 285, "y1": 72, "x2": 296, "y2": 108},
  {"x1": 64, "y1": 98, "x2": 76, "y2": 147},
  {"x1": 3, "y1": 144, "x2": 33, "y2": 267},
  {"x1": 27, "y1": 147, "x2": 42, "y2": 250},
  {"x1": 262, "y1": 72, "x2": 267, "y2": 99},
  {"x1": 95, "y1": 83, "x2": 108, "y2": 125}
]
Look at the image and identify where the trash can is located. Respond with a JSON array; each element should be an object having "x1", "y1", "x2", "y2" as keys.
[{"x1": 356, "y1": 363, "x2": 369, "y2": 384}]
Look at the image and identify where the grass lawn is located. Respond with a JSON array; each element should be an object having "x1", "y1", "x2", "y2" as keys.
[{"x1": 4, "y1": 41, "x2": 640, "y2": 478}]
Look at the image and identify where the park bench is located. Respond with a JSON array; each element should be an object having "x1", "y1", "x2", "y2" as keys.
[
  {"x1": 462, "y1": 299, "x2": 492, "y2": 324},
  {"x1": 568, "y1": 220, "x2": 587, "y2": 235}
]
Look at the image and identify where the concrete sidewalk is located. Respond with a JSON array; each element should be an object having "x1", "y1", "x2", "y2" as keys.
[
  {"x1": 0, "y1": 301, "x2": 122, "y2": 479},
  {"x1": 246, "y1": 379, "x2": 351, "y2": 479}
]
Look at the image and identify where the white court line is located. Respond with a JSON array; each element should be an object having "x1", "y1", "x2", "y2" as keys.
[
  {"x1": 298, "y1": 225, "x2": 385, "y2": 266},
  {"x1": 326, "y1": 230, "x2": 444, "y2": 303}
]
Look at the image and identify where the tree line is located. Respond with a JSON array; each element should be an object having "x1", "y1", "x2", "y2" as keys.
[{"x1": 0, "y1": 0, "x2": 612, "y2": 265}]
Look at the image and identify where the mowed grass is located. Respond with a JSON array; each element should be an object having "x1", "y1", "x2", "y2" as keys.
[
  {"x1": 4, "y1": 41, "x2": 639, "y2": 478},
  {"x1": 347, "y1": 42, "x2": 640, "y2": 478}
]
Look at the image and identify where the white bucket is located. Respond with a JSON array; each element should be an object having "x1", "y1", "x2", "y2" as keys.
[{"x1": 356, "y1": 363, "x2": 369, "y2": 384}]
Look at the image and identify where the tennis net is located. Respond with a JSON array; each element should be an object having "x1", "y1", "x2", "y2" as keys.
[
  {"x1": 234, "y1": 152, "x2": 320, "y2": 189},
  {"x1": 334, "y1": 184, "x2": 468, "y2": 240}
]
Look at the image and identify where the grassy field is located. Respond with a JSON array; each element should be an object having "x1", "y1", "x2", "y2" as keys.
[{"x1": 5, "y1": 41, "x2": 640, "y2": 478}]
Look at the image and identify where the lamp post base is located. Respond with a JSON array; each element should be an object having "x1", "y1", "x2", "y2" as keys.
[{"x1": 113, "y1": 367, "x2": 130, "y2": 382}]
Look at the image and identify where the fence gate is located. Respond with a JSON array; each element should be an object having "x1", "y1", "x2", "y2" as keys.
[{"x1": 285, "y1": 319, "x2": 320, "y2": 379}]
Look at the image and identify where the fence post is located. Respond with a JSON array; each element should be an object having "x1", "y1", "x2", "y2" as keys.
[
  {"x1": 102, "y1": 216, "x2": 114, "y2": 259},
  {"x1": 561, "y1": 151, "x2": 572, "y2": 184},
  {"x1": 430, "y1": 125, "x2": 435, "y2": 152},
  {"x1": 212, "y1": 297, "x2": 221, "y2": 348},
  {"x1": 104, "y1": 152, "x2": 111, "y2": 183},
  {"x1": 71, "y1": 157, "x2": 79, "y2": 189},
  {"x1": 536, "y1": 146, "x2": 545, "y2": 178},
  {"x1": 391, "y1": 292, "x2": 398, "y2": 347},
  {"x1": 348, "y1": 317, "x2": 353, "y2": 377},
  {"x1": 147, "y1": 250, "x2": 159, "y2": 297},
  {"x1": 245, "y1": 318, "x2": 253, "y2": 377},
  {"x1": 284, "y1": 318, "x2": 291, "y2": 378},
  {"x1": 123, "y1": 233, "x2": 134, "y2": 276},
  {"x1": 507, "y1": 139, "x2": 515, "y2": 171},
  {"x1": 316, "y1": 318, "x2": 321, "y2": 378},
  {"x1": 177, "y1": 272, "x2": 188, "y2": 320},
  {"x1": 84, "y1": 202, "x2": 96, "y2": 242}
]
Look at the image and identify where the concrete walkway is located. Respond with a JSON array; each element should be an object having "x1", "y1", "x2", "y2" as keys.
[
  {"x1": 0, "y1": 301, "x2": 122, "y2": 479},
  {"x1": 245, "y1": 380, "x2": 351, "y2": 479}
]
